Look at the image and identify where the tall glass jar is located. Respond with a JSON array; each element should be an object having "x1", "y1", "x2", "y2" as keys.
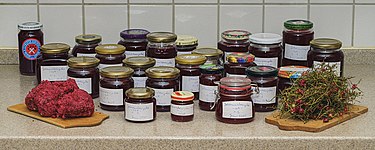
[
  {"x1": 249, "y1": 33, "x2": 283, "y2": 68},
  {"x1": 176, "y1": 35, "x2": 198, "y2": 55},
  {"x1": 124, "y1": 88, "x2": 156, "y2": 122},
  {"x1": 72, "y1": 34, "x2": 102, "y2": 57},
  {"x1": 95, "y1": 44, "x2": 126, "y2": 69},
  {"x1": 218, "y1": 30, "x2": 251, "y2": 62},
  {"x1": 192, "y1": 47, "x2": 223, "y2": 65},
  {"x1": 123, "y1": 56, "x2": 156, "y2": 88},
  {"x1": 146, "y1": 32, "x2": 177, "y2": 67},
  {"x1": 118, "y1": 29, "x2": 149, "y2": 58},
  {"x1": 224, "y1": 53, "x2": 257, "y2": 78},
  {"x1": 199, "y1": 64, "x2": 223, "y2": 111}
]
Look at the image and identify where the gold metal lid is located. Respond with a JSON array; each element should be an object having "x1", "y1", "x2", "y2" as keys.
[
  {"x1": 126, "y1": 87, "x2": 155, "y2": 99},
  {"x1": 310, "y1": 38, "x2": 342, "y2": 50},
  {"x1": 175, "y1": 54, "x2": 207, "y2": 65},
  {"x1": 41, "y1": 43, "x2": 70, "y2": 54},
  {"x1": 75, "y1": 34, "x2": 102, "y2": 44},
  {"x1": 123, "y1": 56, "x2": 156, "y2": 68},
  {"x1": 95, "y1": 44, "x2": 125, "y2": 54},
  {"x1": 67, "y1": 56, "x2": 100, "y2": 68},
  {"x1": 147, "y1": 32, "x2": 177, "y2": 43},
  {"x1": 176, "y1": 35, "x2": 198, "y2": 46},
  {"x1": 100, "y1": 66, "x2": 134, "y2": 78},
  {"x1": 145, "y1": 66, "x2": 180, "y2": 79},
  {"x1": 192, "y1": 47, "x2": 223, "y2": 57}
]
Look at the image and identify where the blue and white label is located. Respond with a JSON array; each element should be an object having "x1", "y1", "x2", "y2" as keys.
[{"x1": 22, "y1": 38, "x2": 41, "y2": 60}]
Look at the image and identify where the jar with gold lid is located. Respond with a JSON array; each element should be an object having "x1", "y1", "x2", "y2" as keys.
[
  {"x1": 176, "y1": 35, "x2": 198, "y2": 55},
  {"x1": 123, "y1": 56, "x2": 156, "y2": 88},
  {"x1": 192, "y1": 47, "x2": 223, "y2": 65},
  {"x1": 72, "y1": 34, "x2": 102, "y2": 57},
  {"x1": 124, "y1": 87, "x2": 156, "y2": 122},
  {"x1": 146, "y1": 32, "x2": 177, "y2": 67},
  {"x1": 95, "y1": 44, "x2": 126, "y2": 69},
  {"x1": 218, "y1": 30, "x2": 251, "y2": 63}
]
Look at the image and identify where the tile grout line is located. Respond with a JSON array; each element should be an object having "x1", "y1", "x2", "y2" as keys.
[
  {"x1": 351, "y1": 0, "x2": 356, "y2": 47},
  {"x1": 307, "y1": 0, "x2": 310, "y2": 20},
  {"x1": 172, "y1": 0, "x2": 175, "y2": 33},
  {"x1": 37, "y1": 0, "x2": 40, "y2": 22},
  {"x1": 127, "y1": 0, "x2": 130, "y2": 29},
  {"x1": 82, "y1": 0, "x2": 85, "y2": 34},
  {"x1": 217, "y1": 0, "x2": 220, "y2": 42},
  {"x1": 262, "y1": 0, "x2": 265, "y2": 33}
]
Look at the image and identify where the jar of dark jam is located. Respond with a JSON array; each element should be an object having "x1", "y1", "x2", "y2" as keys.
[
  {"x1": 171, "y1": 91, "x2": 194, "y2": 122},
  {"x1": 99, "y1": 66, "x2": 134, "y2": 111},
  {"x1": 278, "y1": 66, "x2": 309, "y2": 92},
  {"x1": 124, "y1": 87, "x2": 156, "y2": 122},
  {"x1": 218, "y1": 30, "x2": 251, "y2": 62},
  {"x1": 72, "y1": 34, "x2": 102, "y2": 57},
  {"x1": 18, "y1": 22, "x2": 44, "y2": 76},
  {"x1": 199, "y1": 64, "x2": 223, "y2": 111},
  {"x1": 123, "y1": 56, "x2": 156, "y2": 88},
  {"x1": 146, "y1": 32, "x2": 177, "y2": 67},
  {"x1": 246, "y1": 66, "x2": 278, "y2": 112},
  {"x1": 307, "y1": 38, "x2": 344, "y2": 77},
  {"x1": 95, "y1": 44, "x2": 126, "y2": 69},
  {"x1": 176, "y1": 35, "x2": 198, "y2": 55},
  {"x1": 67, "y1": 57, "x2": 100, "y2": 98},
  {"x1": 224, "y1": 53, "x2": 256, "y2": 78},
  {"x1": 118, "y1": 29, "x2": 150, "y2": 58},
  {"x1": 36, "y1": 43, "x2": 70, "y2": 84},
  {"x1": 146, "y1": 66, "x2": 180, "y2": 112},
  {"x1": 175, "y1": 54, "x2": 207, "y2": 99},
  {"x1": 282, "y1": 19, "x2": 314, "y2": 66},
  {"x1": 192, "y1": 47, "x2": 223, "y2": 65},
  {"x1": 249, "y1": 33, "x2": 283, "y2": 68}
]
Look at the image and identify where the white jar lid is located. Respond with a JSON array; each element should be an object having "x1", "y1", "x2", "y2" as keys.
[
  {"x1": 18, "y1": 22, "x2": 43, "y2": 30},
  {"x1": 249, "y1": 33, "x2": 282, "y2": 44}
]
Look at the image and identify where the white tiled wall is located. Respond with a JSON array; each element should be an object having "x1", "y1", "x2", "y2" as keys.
[{"x1": 1, "y1": 0, "x2": 375, "y2": 48}]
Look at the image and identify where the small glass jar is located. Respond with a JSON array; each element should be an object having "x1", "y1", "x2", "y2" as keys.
[
  {"x1": 278, "y1": 66, "x2": 309, "y2": 92},
  {"x1": 224, "y1": 53, "x2": 257, "y2": 78},
  {"x1": 146, "y1": 66, "x2": 180, "y2": 112},
  {"x1": 123, "y1": 56, "x2": 156, "y2": 87},
  {"x1": 246, "y1": 66, "x2": 278, "y2": 112},
  {"x1": 218, "y1": 30, "x2": 251, "y2": 62},
  {"x1": 146, "y1": 32, "x2": 177, "y2": 67},
  {"x1": 307, "y1": 38, "x2": 344, "y2": 77},
  {"x1": 118, "y1": 29, "x2": 150, "y2": 58},
  {"x1": 283, "y1": 19, "x2": 314, "y2": 66},
  {"x1": 171, "y1": 91, "x2": 194, "y2": 122},
  {"x1": 176, "y1": 35, "x2": 198, "y2": 55},
  {"x1": 192, "y1": 47, "x2": 223, "y2": 65},
  {"x1": 95, "y1": 44, "x2": 126, "y2": 69},
  {"x1": 36, "y1": 43, "x2": 70, "y2": 84},
  {"x1": 99, "y1": 66, "x2": 134, "y2": 111},
  {"x1": 175, "y1": 54, "x2": 207, "y2": 99},
  {"x1": 67, "y1": 57, "x2": 100, "y2": 98},
  {"x1": 249, "y1": 33, "x2": 283, "y2": 68},
  {"x1": 124, "y1": 87, "x2": 156, "y2": 122},
  {"x1": 72, "y1": 34, "x2": 102, "y2": 57},
  {"x1": 199, "y1": 64, "x2": 223, "y2": 111}
]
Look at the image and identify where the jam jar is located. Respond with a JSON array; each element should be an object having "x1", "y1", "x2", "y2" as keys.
[
  {"x1": 307, "y1": 38, "x2": 344, "y2": 77},
  {"x1": 95, "y1": 44, "x2": 126, "y2": 69},
  {"x1": 224, "y1": 53, "x2": 256, "y2": 78},
  {"x1": 176, "y1": 35, "x2": 198, "y2": 55},
  {"x1": 146, "y1": 32, "x2": 177, "y2": 67},
  {"x1": 99, "y1": 66, "x2": 134, "y2": 111},
  {"x1": 67, "y1": 57, "x2": 100, "y2": 98},
  {"x1": 36, "y1": 43, "x2": 70, "y2": 84},
  {"x1": 218, "y1": 30, "x2": 251, "y2": 62},
  {"x1": 199, "y1": 64, "x2": 223, "y2": 111},
  {"x1": 146, "y1": 66, "x2": 180, "y2": 112},
  {"x1": 278, "y1": 66, "x2": 309, "y2": 92},
  {"x1": 124, "y1": 88, "x2": 156, "y2": 122},
  {"x1": 171, "y1": 91, "x2": 194, "y2": 122},
  {"x1": 192, "y1": 47, "x2": 223, "y2": 65},
  {"x1": 118, "y1": 29, "x2": 150, "y2": 57},
  {"x1": 72, "y1": 34, "x2": 102, "y2": 57},
  {"x1": 18, "y1": 22, "x2": 44, "y2": 76},
  {"x1": 123, "y1": 56, "x2": 156, "y2": 88},
  {"x1": 283, "y1": 19, "x2": 314, "y2": 66},
  {"x1": 246, "y1": 66, "x2": 278, "y2": 112},
  {"x1": 175, "y1": 54, "x2": 207, "y2": 99},
  {"x1": 249, "y1": 33, "x2": 283, "y2": 68}
]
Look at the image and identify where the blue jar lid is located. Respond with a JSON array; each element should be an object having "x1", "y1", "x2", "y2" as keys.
[{"x1": 120, "y1": 29, "x2": 150, "y2": 39}]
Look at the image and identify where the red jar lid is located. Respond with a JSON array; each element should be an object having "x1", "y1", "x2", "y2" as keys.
[{"x1": 171, "y1": 91, "x2": 194, "y2": 101}]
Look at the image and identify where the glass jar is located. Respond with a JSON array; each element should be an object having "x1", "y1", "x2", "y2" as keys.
[
  {"x1": 176, "y1": 35, "x2": 198, "y2": 55},
  {"x1": 192, "y1": 47, "x2": 223, "y2": 65},
  {"x1": 224, "y1": 53, "x2": 257, "y2": 78},
  {"x1": 218, "y1": 30, "x2": 251, "y2": 62},
  {"x1": 199, "y1": 64, "x2": 223, "y2": 111},
  {"x1": 282, "y1": 19, "x2": 314, "y2": 66},
  {"x1": 72, "y1": 34, "x2": 102, "y2": 57},
  {"x1": 146, "y1": 66, "x2": 180, "y2": 112},
  {"x1": 95, "y1": 44, "x2": 126, "y2": 69},
  {"x1": 99, "y1": 66, "x2": 134, "y2": 111},
  {"x1": 278, "y1": 66, "x2": 309, "y2": 92},
  {"x1": 36, "y1": 43, "x2": 70, "y2": 84},
  {"x1": 171, "y1": 91, "x2": 194, "y2": 122},
  {"x1": 246, "y1": 66, "x2": 278, "y2": 112},
  {"x1": 67, "y1": 57, "x2": 100, "y2": 98},
  {"x1": 123, "y1": 56, "x2": 156, "y2": 88},
  {"x1": 175, "y1": 54, "x2": 207, "y2": 99},
  {"x1": 249, "y1": 33, "x2": 283, "y2": 68},
  {"x1": 124, "y1": 87, "x2": 156, "y2": 122},
  {"x1": 118, "y1": 29, "x2": 150, "y2": 57},
  {"x1": 146, "y1": 32, "x2": 177, "y2": 67},
  {"x1": 307, "y1": 38, "x2": 344, "y2": 77},
  {"x1": 18, "y1": 22, "x2": 44, "y2": 76}
]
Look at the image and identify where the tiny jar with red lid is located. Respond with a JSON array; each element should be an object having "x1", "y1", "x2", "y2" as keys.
[
  {"x1": 218, "y1": 30, "x2": 251, "y2": 63},
  {"x1": 171, "y1": 91, "x2": 194, "y2": 122},
  {"x1": 249, "y1": 33, "x2": 283, "y2": 68},
  {"x1": 224, "y1": 53, "x2": 257, "y2": 78},
  {"x1": 199, "y1": 64, "x2": 223, "y2": 111},
  {"x1": 278, "y1": 66, "x2": 309, "y2": 92},
  {"x1": 118, "y1": 29, "x2": 150, "y2": 58}
]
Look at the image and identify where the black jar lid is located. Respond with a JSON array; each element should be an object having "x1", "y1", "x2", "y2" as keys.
[
  {"x1": 246, "y1": 66, "x2": 278, "y2": 77},
  {"x1": 120, "y1": 29, "x2": 150, "y2": 39},
  {"x1": 284, "y1": 19, "x2": 313, "y2": 30},
  {"x1": 200, "y1": 64, "x2": 224, "y2": 74}
]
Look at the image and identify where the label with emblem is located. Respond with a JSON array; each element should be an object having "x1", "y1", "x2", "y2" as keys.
[{"x1": 22, "y1": 38, "x2": 41, "y2": 60}]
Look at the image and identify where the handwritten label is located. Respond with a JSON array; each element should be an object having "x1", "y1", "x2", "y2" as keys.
[
  {"x1": 125, "y1": 51, "x2": 146, "y2": 58},
  {"x1": 99, "y1": 87, "x2": 123, "y2": 105},
  {"x1": 154, "y1": 58, "x2": 175, "y2": 67},
  {"x1": 254, "y1": 57, "x2": 278, "y2": 68},
  {"x1": 68, "y1": 77, "x2": 92, "y2": 94},
  {"x1": 222, "y1": 101, "x2": 253, "y2": 119},
  {"x1": 98, "y1": 63, "x2": 122, "y2": 70},
  {"x1": 226, "y1": 73, "x2": 247, "y2": 78},
  {"x1": 171, "y1": 104, "x2": 194, "y2": 116},
  {"x1": 40, "y1": 65, "x2": 68, "y2": 81},
  {"x1": 133, "y1": 76, "x2": 148, "y2": 88},
  {"x1": 77, "y1": 53, "x2": 96, "y2": 57},
  {"x1": 313, "y1": 61, "x2": 341, "y2": 76},
  {"x1": 284, "y1": 44, "x2": 310, "y2": 61},
  {"x1": 125, "y1": 102, "x2": 154, "y2": 121},
  {"x1": 149, "y1": 88, "x2": 174, "y2": 106},
  {"x1": 182, "y1": 76, "x2": 199, "y2": 92},
  {"x1": 199, "y1": 84, "x2": 218, "y2": 103},
  {"x1": 251, "y1": 86, "x2": 277, "y2": 104}
]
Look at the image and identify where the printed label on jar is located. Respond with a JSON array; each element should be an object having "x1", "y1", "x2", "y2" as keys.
[
  {"x1": 125, "y1": 102, "x2": 154, "y2": 121},
  {"x1": 148, "y1": 88, "x2": 174, "y2": 106},
  {"x1": 222, "y1": 101, "x2": 253, "y2": 119},
  {"x1": 68, "y1": 77, "x2": 92, "y2": 94},
  {"x1": 98, "y1": 63, "x2": 122, "y2": 69},
  {"x1": 22, "y1": 38, "x2": 41, "y2": 60},
  {"x1": 154, "y1": 58, "x2": 175, "y2": 67},
  {"x1": 313, "y1": 61, "x2": 341, "y2": 76},
  {"x1": 251, "y1": 86, "x2": 277, "y2": 104},
  {"x1": 177, "y1": 51, "x2": 192, "y2": 55},
  {"x1": 171, "y1": 104, "x2": 194, "y2": 116},
  {"x1": 133, "y1": 76, "x2": 148, "y2": 87},
  {"x1": 99, "y1": 87, "x2": 123, "y2": 106},
  {"x1": 254, "y1": 57, "x2": 278, "y2": 68},
  {"x1": 182, "y1": 76, "x2": 199, "y2": 92},
  {"x1": 199, "y1": 84, "x2": 218, "y2": 103},
  {"x1": 77, "y1": 53, "x2": 96, "y2": 57},
  {"x1": 41, "y1": 65, "x2": 68, "y2": 81},
  {"x1": 226, "y1": 73, "x2": 247, "y2": 78},
  {"x1": 284, "y1": 44, "x2": 310, "y2": 61},
  {"x1": 125, "y1": 51, "x2": 146, "y2": 58}
]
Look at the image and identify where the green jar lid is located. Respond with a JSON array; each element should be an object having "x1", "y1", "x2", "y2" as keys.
[
  {"x1": 246, "y1": 66, "x2": 278, "y2": 77},
  {"x1": 199, "y1": 64, "x2": 224, "y2": 74},
  {"x1": 284, "y1": 19, "x2": 313, "y2": 30}
]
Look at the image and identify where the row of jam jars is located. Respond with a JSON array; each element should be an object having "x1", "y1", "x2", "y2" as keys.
[
  {"x1": 278, "y1": 66, "x2": 309, "y2": 92},
  {"x1": 72, "y1": 34, "x2": 102, "y2": 57},
  {"x1": 118, "y1": 29, "x2": 150, "y2": 57},
  {"x1": 199, "y1": 65, "x2": 224, "y2": 111},
  {"x1": 218, "y1": 30, "x2": 251, "y2": 63},
  {"x1": 176, "y1": 35, "x2": 198, "y2": 55},
  {"x1": 192, "y1": 47, "x2": 223, "y2": 65},
  {"x1": 146, "y1": 32, "x2": 177, "y2": 67},
  {"x1": 171, "y1": 91, "x2": 195, "y2": 122},
  {"x1": 224, "y1": 53, "x2": 256, "y2": 78},
  {"x1": 249, "y1": 33, "x2": 283, "y2": 68},
  {"x1": 123, "y1": 56, "x2": 156, "y2": 87},
  {"x1": 95, "y1": 44, "x2": 126, "y2": 69},
  {"x1": 124, "y1": 87, "x2": 156, "y2": 122}
]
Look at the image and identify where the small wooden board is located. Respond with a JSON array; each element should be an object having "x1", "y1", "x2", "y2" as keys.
[
  {"x1": 7, "y1": 103, "x2": 109, "y2": 128},
  {"x1": 265, "y1": 105, "x2": 368, "y2": 132}
]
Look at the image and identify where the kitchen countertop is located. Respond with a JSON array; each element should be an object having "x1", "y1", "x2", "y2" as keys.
[{"x1": 0, "y1": 64, "x2": 374, "y2": 149}]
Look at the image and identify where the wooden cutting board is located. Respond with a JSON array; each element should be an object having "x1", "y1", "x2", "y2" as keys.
[
  {"x1": 265, "y1": 105, "x2": 368, "y2": 132},
  {"x1": 7, "y1": 103, "x2": 109, "y2": 128}
]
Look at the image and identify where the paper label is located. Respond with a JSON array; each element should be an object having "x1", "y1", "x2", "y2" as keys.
[
  {"x1": 177, "y1": 51, "x2": 192, "y2": 55},
  {"x1": 182, "y1": 76, "x2": 199, "y2": 92},
  {"x1": 22, "y1": 38, "x2": 41, "y2": 60},
  {"x1": 254, "y1": 57, "x2": 278, "y2": 68},
  {"x1": 98, "y1": 63, "x2": 122, "y2": 69},
  {"x1": 222, "y1": 101, "x2": 253, "y2": 119},
  {"x1": 40, "y1": 65, "x2": 68, "y2": 81},
  {"x1": 133, "y1": 76, "x2": 148, "y2": 88},
  {"x1": 68, "y1": 77, "x2": 92, "y2": 94},
  {"x1": 171, "y1": 104, "x2": 194, "y2": 116},
  {"x1": 251, "y1": 86, "x2": 277, "y2": 104},
  {"x1": 77, "y1": 53, "x2": 96, "y2": 57},
  {"x1": 313, "y1": 61, "x2": 341, "y2": 76},
  {"x1": 125, "y1": 51, "x2": 146, "y2": 58},
  {"x1": 284, "y1": 44, "x2": 310, "y2": 61},
  {"x1": 199, "y1": 84, "x2": 218, "y2": 103},
  {"x1": 99, "y1": 87, "x2": 123, "y2": 105},
  {"x1": 125, "y1": 102, "x2": 154, "y2": 121},
  {"x1": 154, "y1": 58, "x2": 175, "y2": 67},
  {"x1": 226, "y1": 73, "x2": 247, "y2": 78},
  {"x1": 149, "y1": 88, "x2": 174, "y2": 106}
]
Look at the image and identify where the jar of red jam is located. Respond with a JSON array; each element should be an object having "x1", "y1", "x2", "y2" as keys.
[
  {"x1": 192, "y1": 47, "x2": 223, "y2": 65},
  {"x1": 99, "y1": 66, "x2": 134, "y2": 111},
  {"x1": 72, "y1": 34, "x2": 102, "y2": 57},
  {"x1": 246, "y1": 66, "x2": 278, "y2": 112},
  {"x1": 95, "y1": 44, "x2": 126, "y2": 69},
  {"x1": 176, "y1": 35, "x2": 198, "y2": 55},
  {"x1": 249, "y1": 33, "x2": 283, "y2": 68},
  {"x1": 175, "y1": 54, "x2": 207, "y2": 99},
  {"x1": 283, "y1": 20, "x2": 314, "y2": 66},
  {"x1": 67, "y1": 57, "x2": 100, "y2": 98},
  {"x1": 124, "y1": 87, "x2": 156, "y2": 122},
  {"x1": 146, "y1": 32, "x2": 177, "y2": 67},
  {"x1": 36, "y1": 43, "x2": 70, "y2": 84},
  {"x1": 278, "y1": 66, "x2": 309, "y2": 92},
  {"x1": 307, "y1": 38, "x2": 344, "y2": 77},
  {"x1": 146, "y1": 66, "x2": 180, "y2": 112},
  {"x1": 123, "y1": 56, "x2": 156, "y2": 88},
  {"x1": 118, "y1": 29, "x2": 150, "y2": 58},
  {"x1": 171, "y1": 91, "x2": 194, "y2": 122},
  {"x1": 18, "y1": 22, "x2": 44, "y2": 76},
  {"x1": 199, "y1": 64, "x2": 223, "y2": 111},
  {"x1": 224, "y1": 53, "x2": 256, "y2": 78},
  {"x1": 218, "y1": 30, "x2": 251, "y2": 62}
]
